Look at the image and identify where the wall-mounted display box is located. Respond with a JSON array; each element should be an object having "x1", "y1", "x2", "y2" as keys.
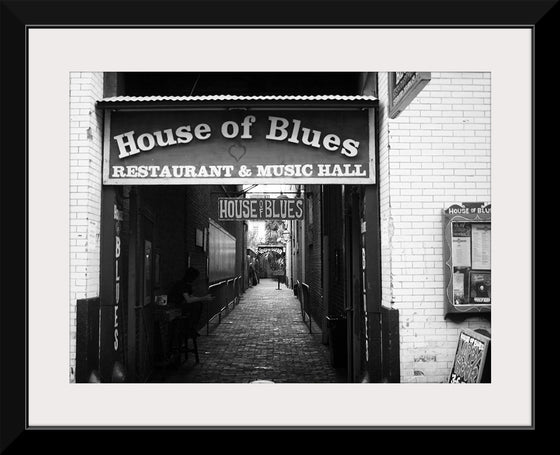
[{"x1": 443, "y1": 202, "x2": 491, "y2": 316}]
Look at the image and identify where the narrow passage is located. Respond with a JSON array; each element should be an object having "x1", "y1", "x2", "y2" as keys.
[{"x1": 150, "y1": 279, "x2": 345, "y2": 383}]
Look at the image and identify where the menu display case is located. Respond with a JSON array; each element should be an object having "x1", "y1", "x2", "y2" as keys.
[{"x1": 443, "y1": 202, "x2": 491, "y2": 316}]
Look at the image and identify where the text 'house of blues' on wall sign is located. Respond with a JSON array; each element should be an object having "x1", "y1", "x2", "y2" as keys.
[
  {"x1": 443, "y1": 202, "x2": 491, "y2": 316},
  {"x1": 101, "y1": 108, "x2": 374, "y2": 185},
  {"x1": 218, "y1": 198, "x2": 304, "y2": 221}
]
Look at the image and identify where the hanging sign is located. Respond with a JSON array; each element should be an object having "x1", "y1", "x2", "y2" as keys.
[
  {"x1": 257, "y1": 244, "x2": 285, "y2": 255},
  {"x1": 388, "y1": 72, "x2": 431, "y2": 119},
  {"x1": 218, "y1": 197, "x2": 305, "y2": 220},
  {"x1": 102, "y1": 109, "x2": 373, "y2": 184}
]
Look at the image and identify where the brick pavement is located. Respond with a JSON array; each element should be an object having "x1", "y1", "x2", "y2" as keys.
[{"x1": 150, "y1": 278, "x2": 346, "y2": 383}]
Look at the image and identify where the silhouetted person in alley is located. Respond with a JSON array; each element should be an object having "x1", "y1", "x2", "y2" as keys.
[
  {"x1": 249, "y1": 259, "x2": 259, "y2": 286},
  {"x1": 169, "y1": 267, "x2": 214, "y2": 307},
  {"x1": 168, "y1": 267, "x2": 214, "y2": 363}
]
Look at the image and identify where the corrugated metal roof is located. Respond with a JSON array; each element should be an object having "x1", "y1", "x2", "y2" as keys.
[
  {"x1": 100, "y1": 95, "x2": 378, "y2": 102},
  {"x1": 97, "y1": 94, "x2": 378, "y2": 109}
]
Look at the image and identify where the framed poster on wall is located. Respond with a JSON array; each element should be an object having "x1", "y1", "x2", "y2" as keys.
[{"x1": 443, "y1": 202, "x2": 491, "y2": 316}]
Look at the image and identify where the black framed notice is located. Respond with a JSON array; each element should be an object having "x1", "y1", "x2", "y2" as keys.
[{"x1": 443, "y1": 202, "x2": 491, "y2": 316}]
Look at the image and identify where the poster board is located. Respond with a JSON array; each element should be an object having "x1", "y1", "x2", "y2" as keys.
[
  {"x1": 208, "y1": 219, "x2": 236, "y2": 283},
  {"x1": 443, "y1": 202, "x2": 491, "y2": 316},
  {"x1": 449, "y1": 328, "x2": 491, "y2": 383}
]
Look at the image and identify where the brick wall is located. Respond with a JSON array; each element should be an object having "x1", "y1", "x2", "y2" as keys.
[
  {"x1": 184, "y1": 185, "x2": 243, "y2": 282},
  {"x1": 377, "y1": 74, "x2": 394, "y2": 311},
  {"x1": 378, "y1": 72, "x2": 492, "y2": 383},
  {"x1": 69, "y1": 72, "x2": 104, "y2": 382},
  {"x1": 136, "y1": 184, "x2": 242, "y2": 288}
]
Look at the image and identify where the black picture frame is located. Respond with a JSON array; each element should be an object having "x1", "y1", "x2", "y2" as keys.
[{"x1": 1, "y1": 0, "x2": 548, "y2": 445}]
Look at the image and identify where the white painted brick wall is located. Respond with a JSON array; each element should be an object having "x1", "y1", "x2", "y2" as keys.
[
  {"x1": 377, "y1": 74, "x2": 394, "y2": 311},
  {"x1": 69, "y1": 72, "x2": 104, "y2": 382},
  {"x1": 378, "y1": 72, "x2": 491, "y2": 383}
]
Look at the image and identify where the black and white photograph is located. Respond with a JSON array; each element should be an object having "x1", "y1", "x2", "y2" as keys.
[
  {"x1": 70, "y1": 71, "x2": 492, "y2": 385},
  {"x1": 0, "y1": 5, "x2": 541, "y2": 434}
]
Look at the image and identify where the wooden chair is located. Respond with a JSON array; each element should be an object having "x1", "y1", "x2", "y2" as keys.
[{"x1": 175, "y1": 300, "x2": 204, "y2": 365}]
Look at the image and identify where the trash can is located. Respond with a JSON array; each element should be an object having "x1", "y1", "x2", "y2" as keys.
[{"x1": 326, "y1": 316, "x2": 347, "y2": 368}]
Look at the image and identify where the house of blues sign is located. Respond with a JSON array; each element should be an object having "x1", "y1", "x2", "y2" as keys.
[
  {"x1": 102, "y1": 110, "x2": 373, "y2": 184},
  {"x1": 218, "y1": 198, "x2": 305, "y2": 221}
]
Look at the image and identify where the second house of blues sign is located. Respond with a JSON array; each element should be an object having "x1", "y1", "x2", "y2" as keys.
[{"x1": 102, "y1": 109, "x2": 374, "y2": 184}]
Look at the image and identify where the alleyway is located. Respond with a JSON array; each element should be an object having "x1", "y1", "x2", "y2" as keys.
[{"x1": 150, "y1": 279, "x2": 346, "y2": 383}]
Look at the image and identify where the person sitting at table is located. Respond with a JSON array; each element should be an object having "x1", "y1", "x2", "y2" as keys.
[
  {"x1": 168, "y1": 267, "x2": 214, "y2": 362},
  {"x1": 169, "y1": 267, "x2": 214, "y2": 329},
  {"x1": 170, "y1": 266, "x2": 214, "y2": 306}
]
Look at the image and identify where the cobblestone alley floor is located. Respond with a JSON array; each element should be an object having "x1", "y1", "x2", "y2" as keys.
[{"x1": 149, "y1": 278, "x2": 347, "y2": 383}]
